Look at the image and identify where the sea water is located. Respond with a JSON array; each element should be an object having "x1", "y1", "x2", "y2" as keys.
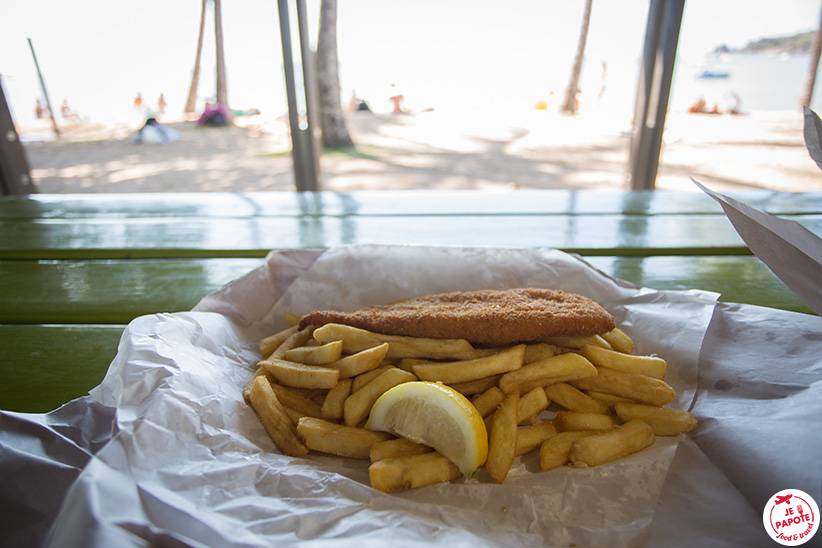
[{"x1": 670, "y1": 53, "x2": 822, "y2": 114}]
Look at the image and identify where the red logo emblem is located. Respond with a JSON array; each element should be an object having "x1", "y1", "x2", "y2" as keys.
[{"x1": 763, "y1": 489, "x2": 819, "y2": 546}]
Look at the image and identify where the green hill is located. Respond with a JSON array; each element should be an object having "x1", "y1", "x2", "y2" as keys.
[{"x1": 713, "y1": 30, "x2": 815, "y2": 55}]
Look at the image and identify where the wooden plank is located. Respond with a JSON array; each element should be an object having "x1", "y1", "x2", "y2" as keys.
[
  {"x1": 585, "y1": 256, "x2": 812, "y2": 314},
  {"x1": 4, "y1": 213, "x2": 821, "y2": 259},
  {"x1": 0, "y1": 258, "x2": 263, "y2": 324},
  {"x1": 3, "y1": 190, "x2": 822, "y2": 219},
  {"x1": 0, "y1": 253, "x2": 811, "y2": 413},
  {"x1": 0, "y1": 256, "x2": 810, "y2": 327},
  {"x1": 6, "y1": 213, "x2": 819, "y2": 259},
  {"x1": 0, "y1": 324, "x2": 124, "y2": 412}
]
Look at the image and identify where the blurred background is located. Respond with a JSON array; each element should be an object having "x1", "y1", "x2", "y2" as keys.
[{"x1": 2, "y1": 0, "x2": 821, "y2": 193}]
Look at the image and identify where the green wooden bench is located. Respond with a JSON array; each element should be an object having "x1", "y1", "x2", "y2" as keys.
[{"x1": 1, "y1": 189, "x2": 818, "y2": 412}]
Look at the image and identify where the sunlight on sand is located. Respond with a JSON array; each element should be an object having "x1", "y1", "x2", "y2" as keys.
[{"x1": 19, "y1": 106, "x2": 820, "y2": 194}]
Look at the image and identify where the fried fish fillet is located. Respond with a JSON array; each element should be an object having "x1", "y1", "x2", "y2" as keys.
[{"x1": 299, "y1": 288, "x2": 615, "y2": 345}]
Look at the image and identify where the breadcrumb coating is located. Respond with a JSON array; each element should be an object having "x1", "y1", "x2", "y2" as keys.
[{"x1": 299, "y1": 288, "x2": 615, "y2": 345}]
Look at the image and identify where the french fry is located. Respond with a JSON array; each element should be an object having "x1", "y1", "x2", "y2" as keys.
[
  {"x1": 268, "y1": 382, "x2": 324, "y2": 418},
  {"x1": 544, "y1": 382, "x2": 609, "y2": 414},
  {"x1": 585, "y1": 390, "x2": 643, "y2": 411},
  {"x1": 571, "y1": 367, "x2": 676, "y2": 407},
  {"x1": 539, "y1": 431, "x2": 593, "y2": 471},
  {"x1": 614, "y1": 402, "x2": 698, "y2": 436},
  {"x1": 270, "y1": 326, "x2": 316, "y2": 360},
  {"x1": 369, "y1": 452, "x2": 462, "y2": 493},
  {"x1": 351, "y1": 364, "x2": 395, "y2": 392},
  {"x1": 284, "y1": 385, "x2": 326, "y2": 399},
  {"x1": 259, "y1": 325, "x2": 299, "y2": 359},
  {"x1": 517, "y1": 386, "x2": 550, "y2": 424},
  {"x1": 412, "y1": 345, "x2": 525, "y2": 385},
  {"x1": 486, "y1": 391, "x2": 519, "y2": 484},
  {"x1": 313, "y1": 323, "x2": 477, "y2": 360},
  {"x1": 328, "y1": 343, "x2": 389, "y2": 380},
  {"x1": 395, "y1": 357, "x2": 417, "y2": 374},
  {"x1": 471, "y1": 386, "x2": 506, "y2": 418},
  {"x1": 600, "y1": 327, "x2": 634, "y2": 354},
  {"x1": 523, "y1": 343, "x2": 558, "y2": 364},
  {"x1": 568, "y1": 420, "x2": 655, "y2": 467},
  {"x1": 471, "y1": 346, "x2": 512, "y2": 358},
  {"x1": 449, "y1": 374, "x2": 503, "y2": 396},
  {"x1": 516, "y1": 421, "x2": 558, "y2": 456},
  {"x1": 243, "y1": 367, "x2": 267, "y2": 403},
  {"x1": 321, "y1": 378, "x2": 353, "y2": 421},
  {"x1": 519, "y1": 414, "x2": 538, "y2": 426},
  {"x1": 483, "y1": 413, "x2": 494, "y2": 434},
  {"x1": 258, "y1": 357, "x2": 339, "y2": 389},
  {"x1": 250, "y1": 310, "x2": 691, "y2": 492},
  {"x1": 248, "y1": 375, "x2": 308, "y2": 457},
  {"x1": 498, "y1": 353, "x2": 597, "y2": 395},
  {"x1": 343, "y1": 368, "x2": 417, "y2": 426},
  {"x1": 554, "y1": 411, "x2": 615, "y2": 432},
  {"x1": 311, "y1": 391, "x2": 326, "y2": 407},
  {"x1": 577, "y1": 344, "x2": 666, "y2": 379},
  {"x1": 283, "y1": 310, "x2": 301, "y2": 327},
  {"x1": 282, "y1": 404, "x2": 309, "y2": 425},
  {"x1": 370, "y1": 437, "x2": 432, "y2": 463},
  {"x1": 297, "y1": 417, "x2": 393, "y2": 459},
  {"x1": 285, "y1": 340, "x2": 344, "y2": 365},
  {"x1": 540, "y1": 334, "x2": 611, "y2": 350}
]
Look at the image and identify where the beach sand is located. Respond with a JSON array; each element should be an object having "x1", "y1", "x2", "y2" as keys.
[{"x1": 19, "y1": 108, "x2": 821, "y2": 194}]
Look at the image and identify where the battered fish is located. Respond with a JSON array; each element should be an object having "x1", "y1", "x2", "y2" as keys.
[{"x1": 299, "y1": 288, "x2": 615, "y2": 345}]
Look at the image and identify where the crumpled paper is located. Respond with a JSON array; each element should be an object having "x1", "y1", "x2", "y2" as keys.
[
  {"x1": 2, "y1": 245, "x2": 821, "y2": 548},
  {"x1": 695, "y1": 179, "x2": 822, "y2": 317}
]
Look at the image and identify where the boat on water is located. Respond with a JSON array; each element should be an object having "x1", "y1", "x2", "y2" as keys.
[{"x1": 697, "y1": 69, "x2": 730, "y2": 79}]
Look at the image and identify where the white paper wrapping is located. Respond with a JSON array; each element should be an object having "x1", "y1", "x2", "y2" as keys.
[
  {"x1": 60, "y1": 245, "x2": 721, "y2": 547},
  {"x1": 695, "y1": 179, "x2": 822, "y2": 316},
  {"x1": 3, "y1": 244, "x2": 820, "y2": 548}
]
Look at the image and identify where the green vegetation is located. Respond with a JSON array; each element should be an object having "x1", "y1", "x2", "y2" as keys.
[{"x1": 713, "y1": 30, "x2": 815, "y2": 55}]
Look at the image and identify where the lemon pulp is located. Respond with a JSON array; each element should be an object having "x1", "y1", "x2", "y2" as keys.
[{"x1": 365, "y1": 381, "x2": 488, "y2": 477}]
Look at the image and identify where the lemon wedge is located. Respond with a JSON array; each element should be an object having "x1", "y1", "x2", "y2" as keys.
[{"x1": 365, "y1": 381, "x2": 488, "y2": 477}]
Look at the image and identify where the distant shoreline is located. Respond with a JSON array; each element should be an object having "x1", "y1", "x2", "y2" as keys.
[{"x1": 712, "y1": 30, "x2": 816, "y2": 56}]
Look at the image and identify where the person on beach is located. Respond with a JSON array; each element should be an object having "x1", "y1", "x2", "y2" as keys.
[
  {"x1": 348, "y1": 90, "x2": 372, "y2": 113},
  {"x1": 134, "y1": 117, "x2": 181, "y2": 144},
  {"x1": 687, "y1": 97, "x2": 708, "y2": 114},
  {"x1": 35, "y1": 99, "x2": 47, "y2": 120},
  {"x1": 389, "y1": 84, "x2": 405, "y2": 114},
  {"x1": 60, "y1": 100, "x2": 77, "y2": 121},
  {"x1": 688, "y1": 92, "x2": 741, "y2": 116},
  {"x1": 197, "y1": 102, "x2": 230, "y2": 126}
]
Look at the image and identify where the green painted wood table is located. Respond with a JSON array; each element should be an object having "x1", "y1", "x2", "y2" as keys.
[{"x1": 1, "y1": 189, "x2": 819, "y2": 413}]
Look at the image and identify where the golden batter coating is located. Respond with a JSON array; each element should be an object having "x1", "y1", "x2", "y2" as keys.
[{"x1": 298, "y1": 288, "x2": 615, "y2": 345}]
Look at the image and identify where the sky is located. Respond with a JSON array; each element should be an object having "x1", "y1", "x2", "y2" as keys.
[{"x1": 1, "y1": 0, "x2": 820, "y2": 127}]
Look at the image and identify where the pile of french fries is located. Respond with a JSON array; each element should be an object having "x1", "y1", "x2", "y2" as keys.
[{"x1": 245, "y1": 312, "x2": 697, "y2": 493}]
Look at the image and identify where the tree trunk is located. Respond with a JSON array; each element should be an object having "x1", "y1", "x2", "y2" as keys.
[
  {"x1": 214, "y1": 0, "x2": 229, "y2": 114},
  {"x1": 561, "y1": 0, "x2": 594, "y2": 115},
  {"x1": 800, "y1": 4, "x2": 822, "y2": 108},
  {"x1": 185, "y1": 0, "x2": 208, "y2": 114},
  {"x1": 317, "y1": 0, "x2": 353, "y2": 148}
]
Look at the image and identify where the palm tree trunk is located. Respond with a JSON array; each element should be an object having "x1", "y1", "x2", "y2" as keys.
[
  {"x1": 317, "y1": 0, "x2": 353, "y2": 148},
  {"x1": 561, "y1": 0, "x2": 594, "y2": 115},
  {"x1": 214, "y1": 0, "x2": 229, "y2": 113},
  {"x1": 800, "y1": 4, "x2": 822, "y2": 108},
  {"x1": 185, "y1": 0, "x2": 208, "y2": 114}
]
